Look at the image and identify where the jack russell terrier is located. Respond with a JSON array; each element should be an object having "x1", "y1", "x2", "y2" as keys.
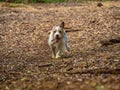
[{"x1": 48, "y1": 22, "x2": 70, "y2": 58}]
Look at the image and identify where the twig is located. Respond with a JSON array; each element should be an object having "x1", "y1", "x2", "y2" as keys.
[
  {"x1": 100, "y1": 38, "x2": 120, "y2": 46},
  {"x1": 38, "y1": 63, "x2": 53, "y2": 68},
  {"x1": 65, "y1": 29, "x2": 81, "y2": 33},
  {"x1": 65, "y1": 68, "x2": 120, "y2": 74}
]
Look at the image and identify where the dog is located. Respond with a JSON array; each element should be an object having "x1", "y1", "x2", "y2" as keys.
[{"x1": 48, "y1": 22, "x2": 70, "y2": 58}]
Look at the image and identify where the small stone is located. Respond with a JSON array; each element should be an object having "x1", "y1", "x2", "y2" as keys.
[{"x1": 66, "y1": 81, "x2": 71, "y2": 84}]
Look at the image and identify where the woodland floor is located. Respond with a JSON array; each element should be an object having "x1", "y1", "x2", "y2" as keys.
[{"x1": 0, "y1": 1, "x2": 120, "y2": 90}]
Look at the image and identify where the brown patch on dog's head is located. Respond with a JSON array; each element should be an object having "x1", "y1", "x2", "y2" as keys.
[
  {"x1": 49, "y1": 22, "x2": 65, "y2": 43},
  {"x1": 48, "y1": 22, "x2": 65, "y2": 35}
]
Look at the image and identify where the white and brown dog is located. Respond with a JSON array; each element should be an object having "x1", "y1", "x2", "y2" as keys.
[{"x1": 48, "y1": 22, "x2": 70, "y2": 58}]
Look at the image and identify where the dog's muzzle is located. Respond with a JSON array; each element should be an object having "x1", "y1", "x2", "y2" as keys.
[{"x1": 55, "y1": 35, "x2": 61, "y2": 43}]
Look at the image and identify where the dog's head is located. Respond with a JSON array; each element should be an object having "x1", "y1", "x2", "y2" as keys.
[{"x1": 51, "y1": 22, "x2": 65, "y2": 43}]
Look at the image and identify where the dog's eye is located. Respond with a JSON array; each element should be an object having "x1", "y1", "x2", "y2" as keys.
[
  {"x1": 59, "y1": 31, "x2": 62, "y2": 33},
  {"x1": 54, "y1": 31, "x2": 56, "y2": 33}
]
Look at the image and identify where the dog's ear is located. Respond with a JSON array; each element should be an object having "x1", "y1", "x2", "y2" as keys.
[
  {"x1": 47, "y1": 31, "x2": 51, "y2": 34},
  {"x1": 60, "y1": 22, "x2": 64, "y2": 29}
]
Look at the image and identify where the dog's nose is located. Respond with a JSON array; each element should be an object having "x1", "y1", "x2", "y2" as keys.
[{"x1": 56, "y1": 34, "x2": 59, "y2": 38}]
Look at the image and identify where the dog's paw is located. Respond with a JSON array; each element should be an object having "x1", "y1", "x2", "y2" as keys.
[{"x1": 55, "y1": 55, "x2": 61, "y2": 59}]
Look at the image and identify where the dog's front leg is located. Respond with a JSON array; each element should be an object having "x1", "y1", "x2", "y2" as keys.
[
  {"x1": 51, "y1": 46, "x2": 56, "y2": 58},
  {"x1": 56, "y1": 51, "x2": 61, "y2": 59},
  {"x1": 56, "y1": 48, "x2": 63, "y2": 59}
]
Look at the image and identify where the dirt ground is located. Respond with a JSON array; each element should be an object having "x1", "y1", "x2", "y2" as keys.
[{"x1": 0, "y1": 1, "x2": 120, "y2": 90}]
